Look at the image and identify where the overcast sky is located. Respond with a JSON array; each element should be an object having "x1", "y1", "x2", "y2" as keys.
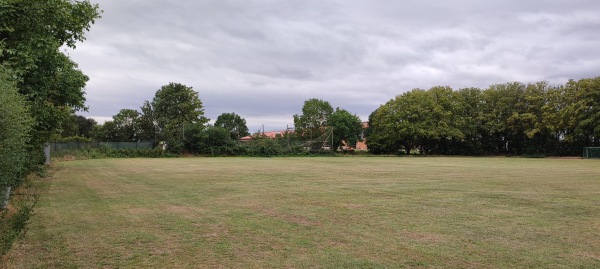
[{"x1": 70, "y1": 0, "x2": 600, "y2": 131}]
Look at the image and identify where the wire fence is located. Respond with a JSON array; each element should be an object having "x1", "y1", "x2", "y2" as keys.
[{"x1": 583, "y1": 147, "x2": 600, "y2": 159}]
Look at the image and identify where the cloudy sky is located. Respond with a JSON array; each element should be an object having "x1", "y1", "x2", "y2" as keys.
[{"x1": 70, "y1": 0, "x2": 600, "y2": 131}]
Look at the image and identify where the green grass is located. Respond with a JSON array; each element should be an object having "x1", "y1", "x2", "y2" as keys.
[{"x1": 4, "y1": 157, "x2": 600, "y2": 268}]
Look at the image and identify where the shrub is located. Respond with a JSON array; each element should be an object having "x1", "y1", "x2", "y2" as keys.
[
  {"x1": 52, "y1": 147, "x2": 173, "y2": 159},
  {"x1": 0, "y1": 68, "x2": 32, "y2": 191},
  {"x1": 0, "y1": 67, "x2": 34, "y2": 257}
]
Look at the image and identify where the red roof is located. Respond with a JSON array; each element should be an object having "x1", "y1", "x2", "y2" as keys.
[{"x1": 239, "y1": 130, "x2": 290, "y2": 141}]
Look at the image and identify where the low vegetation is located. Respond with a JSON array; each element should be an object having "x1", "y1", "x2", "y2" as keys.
[{"x1": 3, "y1": 157, "x2": 599, "y2": 268}]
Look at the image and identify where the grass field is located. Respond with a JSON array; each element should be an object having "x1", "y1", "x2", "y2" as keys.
[{"x1": 3, "y1": 157, "x2": 600, "y2": 268}]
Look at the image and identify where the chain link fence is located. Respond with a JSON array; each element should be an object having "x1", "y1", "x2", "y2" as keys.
[{"x1": 583, "y1": 147, "x2": 600, "y2": 158}]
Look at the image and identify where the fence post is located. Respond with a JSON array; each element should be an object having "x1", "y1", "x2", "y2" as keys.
[
  {"x1": 44, "y1": 142, "x2": 51, "y2": 164},
  {"x1": 1, "y1": 186, "x2": 11, "y2": 209}
]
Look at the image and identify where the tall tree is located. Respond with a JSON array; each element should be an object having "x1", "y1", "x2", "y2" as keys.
[
  {"x1": 422, "y1": 86, "x2": 463, "y2": 154},
  {"x1": 453, "y1": 87, "x2": 484, "y2": 155},
  {"x1": 76, "y1": 115, "x2": 98, "y2": 138},
  {"x1": 367, "y1": 92, "x2": 421, "y2": 155},
  {"x1": 112, "y1": 109, "x2": 141, "y2": 142},
  {"x1": 145, "y1": 82, "x2": 207, "y2": 152},
  {"x1": 93, "y1": 121, "x2": 118, "y2": 142},
  {"x1": 328, "y1": 108, "x2": 363, "y2": 151},
  {"x1": 148, "y1": 83, "x2": 207, "y2": 137},
  {"x1": 214, "y1": 112, "x2": 250, "y2": 140},
  {"x1": 367, "y1": 87, "x2": 463, "y2": 155},
  {"x1": 293, "y1": 98, "x2": 333, "y2": 140},
  {"x1": 138, "y1": 101, "x2": 158, "y2": 141},
  {"x1": 58, "y1": 112, "x2": 97, "y2": 139},
  {"x1": 0, "y1": 0, "x2": 101, "y2": 156},
  {"x1": 481, "y1": 82, "x2": 529, "y2": 154}
]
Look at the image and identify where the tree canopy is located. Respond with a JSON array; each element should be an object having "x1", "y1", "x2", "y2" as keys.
[
  {"x1": 214, "y1": 112, "x2": 250, "y2": 140},
  {"x1": 136, "y1": 83, "x2": 208, "y2": 152},
  {"x1": 367, "y1": 77, "x2": 600, "y2": 156},
  {"x1": 0, "y1": 0, "x2": 101, "y2": 147},
  {"x1": 151, "y1": 82, "x2": 206, "y2": 135},
  {"x1": 293, "y1": 98, "x2": 333, "y2": 140},
  {"x1": 328, "y1": 108, "x2": 363, "y2": 151}
]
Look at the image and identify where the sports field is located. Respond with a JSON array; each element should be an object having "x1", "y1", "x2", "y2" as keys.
[{"x1": 3, "y1": 157, "x2": 600, "y2": 268}]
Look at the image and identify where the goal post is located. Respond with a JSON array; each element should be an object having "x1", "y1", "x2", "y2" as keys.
[
  {"x1": 304, "y1": 127, "x2": 334, "y2": 151},
  {"x1": 583, "y1": 147, "x2": 600, "y2": 159}
]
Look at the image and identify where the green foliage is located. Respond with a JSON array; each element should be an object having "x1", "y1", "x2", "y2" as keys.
[
  {"x1": 137, "y1": 83, "x2": 208, "y2": 151},
  {"x1": 182, "y1": 122, "x2": 207, "y2": 153},
  {"x1": 0, "y1": 177, "x2": 38, "y2": 257},
  {"x1": 328, "y1": 108, "x2": 363, "y2": 150},
  {"x1": 54, "y1": 113, "x2": 97, "y2": 142},
  {"x1": 111, "y1": 109, "x2": 142, "y2": 142},
  {"x1": 200, "y1": 127, "x2": 235, "y2": 155},
  {"x1": 181, "y1": 124, "x2": 309, "y2": 156},
  {"x1": 137, "y1": 101, "x2": 157, "y2": 141},
  {"x1": 152, "y1": 83, "x2": 207, "y2": 138},
  {"x1": 0, "y1": 0, "x2": 101, "y2": 146},
  {"x1": 242, "y1": 138, "x2": 286, "y2": 157},
  {"x1": 53, "y1": 147, "x2": 172, "y2": 159},
  {"x1": 214, "y1": 112, "x2": 250, "y2": 140},
  {"x1": 182, "y1": 125, "x2": 240, "y2": 156},
  {"x1": 562, "y1": 77, "x2": 600, "y2": 147},
  {"x1": 0, "y1": 68, "x2": 32, "y2": 188},
  {"x1": 367, "y1": 88, "x2": 459, "y2": 155},
  {"x1": 293, "y1": 98, "x2": 333, "y2": 140},
  {"x1": 0, "y1": 0, "x2": 100, "y2": 257},
  {"x1": 367, "y1": 77, "x2": 600, "y2": 156},
  {"x1": 92, "y1": 121, "x2": 118, "y2": 142}
]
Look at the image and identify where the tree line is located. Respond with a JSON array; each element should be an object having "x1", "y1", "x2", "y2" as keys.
[
  {"x1": 57, "y1": 76, "x2": 600, "y2": 157},
  {"x1": 57, "y1": 84, "x2": 365, "y2": 156},
  {"x1": 366, "y1": 78, "x2": 600, "y2": 156}
]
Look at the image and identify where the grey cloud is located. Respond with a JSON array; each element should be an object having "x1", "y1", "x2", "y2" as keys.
[{"x1": 73, "y1": 0, "x2": 600, "y2": 131}]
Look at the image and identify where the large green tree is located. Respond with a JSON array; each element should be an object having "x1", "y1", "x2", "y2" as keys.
[
  {"x1": 562, "y1": 77, "x2": 600, "y2": 147},
  {"x1": 365, "y1": 78, "x2": 600, "y2": 156},
  {"x1": 293, "y1": 98, "x2": 333, "y2": 140},
  {"x1": 111, "y1": 109, "x2": 142, "y2": 142},
  {"x1": 421, "y1": 86, "x2": 463, "y2": 154},
  {"x1": 92, "y1": 121, "x2": 118, "y2": 142},
  {"x1": 367, "y1": 87, "x2": 463, "y2": 155},
  {"x1": 143, "y1": 83, "x2": 207, "y2": 152},
  {"x1": 367, "y1": 90, "x2": 426, "y2": 155},
  {"x1": 57, "y1": 112, "x2": 97, "y2": 140},
  {"x1": 138, "y1": 101, "x2": 158, "y2": 141},
  {"x1": 0, "y1": 0, "x2": 101, "y2": 152},
  {"x1": 93, "y1": 109, "x2": 142, "y2": 142},
  {"x1": 328, "y1": 108, "x2": 363, "y2": 151},
  {"x1": 214, "y1": 112, "x2": 250, "y2": 140},
  {"x1": 452, "y1": 87, "x2": 484, "y2": 154}
]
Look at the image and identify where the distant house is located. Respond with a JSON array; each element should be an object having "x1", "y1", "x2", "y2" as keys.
[{"x1": 355, "y1": 122, "x2": 369, "y2": 151}]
